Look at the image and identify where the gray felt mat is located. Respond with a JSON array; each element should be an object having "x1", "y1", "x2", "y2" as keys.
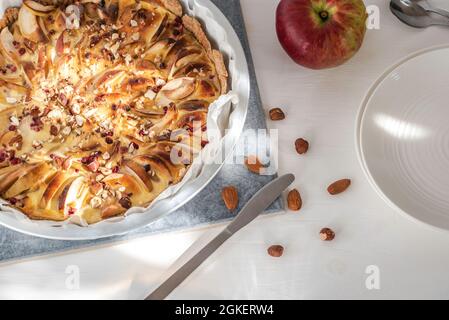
[{"x1": 0, "y1": 0, "x2": 283, "y2": 263}]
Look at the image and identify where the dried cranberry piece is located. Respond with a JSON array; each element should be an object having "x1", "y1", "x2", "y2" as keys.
[
  {"x1": 10, "y1": 157, "x2": 22, "y2": 165},
  {"x1": 119, "y1": 197, "x2": 132, "y2": 209},
  {"x1": 30, "y1": 116, "x2": 43, "y2": 132},
  {"x1": 120, "y1": 146, "x2": 128, "y2": 154},
  {"x1": 59, "y1": 93, "x2": 68, "y2": 106}
]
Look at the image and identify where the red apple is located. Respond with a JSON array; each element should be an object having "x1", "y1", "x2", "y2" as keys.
[{"x1": 276, "y1": 0, "x2": 367, "y2": 69}]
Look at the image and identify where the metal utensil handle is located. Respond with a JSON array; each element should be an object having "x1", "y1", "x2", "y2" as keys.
[
  {"x1": 146, "y1": 229, "x2": 232, "y2": 300},
  {"x1": 145, "y1": 174, "x2": 295, "y2": 300},
  {"x1": 426, "y1": 8, "x2": 449, "y2": 25}
]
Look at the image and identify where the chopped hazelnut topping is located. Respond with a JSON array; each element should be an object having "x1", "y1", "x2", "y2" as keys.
[
  {"x1": 71, "y1": 103, "x2": 81, "y2": 114},
  {"x1": 100, "y1": 167, "x2": 112, "y2": 176},
  {"x1": 87, "y1": 160, "x2": 100, "y2": 172},
  {"x1": 90, "y1": 196, "x2": 102, "y2": 209},
  {"x1": 61, "y1": 126, "x2": 72, "y2": 136},
  {"x1": 9, "y1": 116, "x2": 19, "y2": 126},
  {"x1": 144, "y1": 89, "x2": 156, "y2": 100},
  {"x1": 131, "y1": 33, "x2": 140, "y2": 41},
  {"x1": 75, "y1": 115, "x2": 84, "y2": 127},
  {"x1": 32, "y1": 140, "x2": 43, "y2": 149},
  {"x1": 7, "y1": 97, "x2": 17, "y2": 104}
]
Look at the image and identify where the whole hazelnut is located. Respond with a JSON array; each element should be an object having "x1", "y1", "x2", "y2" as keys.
[
  {"x1": 319, "y1": 228, "x2": 335, "y2": 241},
  {"x1": 267, "y1": 245, "x2": 284, "y2": 257}
]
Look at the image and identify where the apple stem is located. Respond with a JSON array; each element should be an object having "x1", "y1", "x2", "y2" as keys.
[{"x1": 319, "y1": 11, "x2": 329, "y2": 21}]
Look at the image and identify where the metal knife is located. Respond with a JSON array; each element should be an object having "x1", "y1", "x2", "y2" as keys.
[{"x1": 145, "y1": 173, "x2": 295, "y2": 300}]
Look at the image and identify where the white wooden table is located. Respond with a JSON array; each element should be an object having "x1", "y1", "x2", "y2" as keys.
[{"x1": 1, "y1": 0, "x2": 449, "y2": 299}]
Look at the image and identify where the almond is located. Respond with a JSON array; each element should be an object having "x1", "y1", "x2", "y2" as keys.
[
  {"x1": 244, "y1": 155, "x2": 264, "y2": 174},
  {"x1": 269, "y1": 108, "x2": 285, "y2": 121},
  {"x1": 319, "y1": 228, "x2": 335, "y2": 241},
  {"x1": 327, "y1": 179, "x2": 351, "y2": 195},
  {"x1": 267, "y1": 245, "x2": 284, "y2": 257},
  {"x1": 287, "y1": 189, "x2": 302, "y2": 211},
  {"x1": 295, "y1": 138, "x2": 309, "y2": 154},
  {"x1": 221, "y1": 186, "x2": 238, "y2": 211}
]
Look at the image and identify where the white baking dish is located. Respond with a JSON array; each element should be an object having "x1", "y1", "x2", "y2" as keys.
[{"x1": 0, "y1": 0, "x2": 249, "y2": 240}]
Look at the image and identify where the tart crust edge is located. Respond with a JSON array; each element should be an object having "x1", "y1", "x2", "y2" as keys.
[
  {"x1": 0, "y1": 7, "x2": 19, "y2": 30},
  {"x1": 182, "y1": 15, "x2": 228, "y2": 94},
  {"x1": 160, "y1": 0, "x2": 183, "y2": 16}
]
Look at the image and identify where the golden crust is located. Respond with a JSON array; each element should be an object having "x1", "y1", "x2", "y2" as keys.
[
  {"x1": 212, "y1": 49, "x2": 228, "y2": 94},
  {"x1": 0, "y1": 8, "x2": 19, "y2": 30},
  {"x1": 0, "y1": 0, "x2": 228, "y2": 224},
  {"x1": 182, "y1": 15, "x2": 228, "y2": 93},
  {"x1": 160, "y1": 0, "x2": 183, "y2": 16},
  {"x1": 182, "y1": 15, "x2": 212, "y2": 53}
]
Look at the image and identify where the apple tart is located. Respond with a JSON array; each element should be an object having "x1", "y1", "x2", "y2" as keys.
[{"x1": 0, "y1": 0, "x2": 228, "y2": 224}]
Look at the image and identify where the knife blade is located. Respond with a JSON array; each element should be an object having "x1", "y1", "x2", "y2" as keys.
[{"x1": 145, "y1": 173, "x2": 295, "y2": 300}]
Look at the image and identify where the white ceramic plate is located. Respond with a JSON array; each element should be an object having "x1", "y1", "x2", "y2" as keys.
[
  {"x1": 0, "y1": 0, "x2": 249, "y2": 240},
  {"x1": 357, "y1": 45, "x2": 449, "y2": 231}
]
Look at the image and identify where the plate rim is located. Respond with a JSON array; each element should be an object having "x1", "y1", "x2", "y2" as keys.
[{"x1": 355, "y1": 43, "x2": 449, "y2": 233}]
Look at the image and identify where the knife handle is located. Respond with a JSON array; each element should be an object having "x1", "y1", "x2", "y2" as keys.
[{"x1": 145, "y1": 228, "x2": 232, "y2": 300}]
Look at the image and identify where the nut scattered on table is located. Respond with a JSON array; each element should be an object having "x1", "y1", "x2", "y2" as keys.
[
  {"x1": 245, "y1": 155, "x2": 264, "y2": 174},
  {"x1": 269, "y1": 107, "x2": 285, "y2": 121},
  {"x1": 267, "y1": 245, "x2": 284, "y2": 257},
  {"x1": 327, "y1": 179, "x2": 351, "y2": 195},
  {"x1": 222, "y1": 186, "x2": 239, "y2": 211},
  {"x1": 319, "y1": 228, "x2": 335, "y2": 241},
  {"x1": 287, "y1": 189, "x2": 302, "y2": 211},
  {"x1": 295, "y1": 138, "x2": 309, "y2": 154}
]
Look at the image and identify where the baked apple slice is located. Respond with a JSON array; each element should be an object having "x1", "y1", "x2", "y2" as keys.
[
  {"x1": 155, "y1": 77, "x2": 196, "y2": 107},
  {"x1": 124, "y1": 159, "x2": 153, "y2": 192},
  {"x1": 23, "y1": 1, "x2": 55, "y2": 16},
  {"x1": 0, "y1": 164, "x2": 22, "y2": 179},
  {"x1": 0, "y1": 28, "x2": 18, "y2": 61},
  {"x1": 133, "y1": 154, "x2": 171, "y2": 180},
  {"x1": 101, "y1": 202, "x2": 126, "y2": 219},
  {"x1": 58, "y1": 176, "x2": 89, "y2": 217},
  {"x1": 18, "y1": 5, "x2": 47, "y2": 43},
  {"x1": 39, "y1": 172, "x2": 74, "y2": 209},
  {"x1": 0, "y1": 163, "x2": 37, "y2": 194},
  {"x1": 143, "y1": 38, "x2": 177, "y2": 64},
  {"x1": 176, "y1": 99, "x2": 208, "y2": 112},
  {"x1": 42, "y1": 9, "x2": 67, "y2": 39},
  {"x1": 4, "y1": 162, "x2": 55, "y2": 198}
]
